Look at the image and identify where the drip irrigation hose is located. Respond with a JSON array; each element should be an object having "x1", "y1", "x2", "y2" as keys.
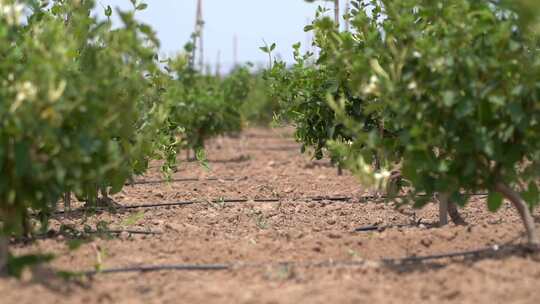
[
  {"x1": 354, "y1": 223, "x2": 415, "y2": 232},
  {"x1": 82, "y1": 264, "x2": 230, "y2": 276},
  {"x1": 129, "y1": 177, "x2": 236, "y2": 186},
  {"x1": 76, "y1": 244, "x2": 538, "y2": 277},
  {"x1": 354, "y1": 219, "x2": 429, "y2": 232},
  {"x1": 18, "y1": 229, "x2": 162, "y2": 243},
  {"x1": 247, "y1": 146, "x2": 301, "y2": 151},
  {"x1": 244, "y1": 134, "x2": 293, "y2": 139},
  {"x1": 94, "y1": 230, "x2": 162, "y2": 235},
  {"x1": 310, "y1": 196, "x2": 352, "y2": 202},
  {"x1": 381, "y1": 244, "x2": 531, "y2": 264},
  {"x1": 52, "y1": 193, "x2": 489, "y2": 214}
]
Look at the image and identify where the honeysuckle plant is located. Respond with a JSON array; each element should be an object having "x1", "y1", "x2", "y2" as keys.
[
  {"x1": 266, "y1": 6, "x2": 381, "y2": 173},
  {"x1": 0, "y1": 0, "x2": 263, "y2": 276},
  {"x1": 266, "y1": 43, "x2": 345, "y2": 160},
  {"x1": 0, "y1": 0, "x2": 177, "y2": 275},
  {"x1": 165, "y1": 52, "x2": 252, "y2": 156},
  {"x1": 323, "y1": 0, "x2": 540, "y2": 245}
]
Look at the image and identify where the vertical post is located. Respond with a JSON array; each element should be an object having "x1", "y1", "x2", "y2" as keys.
[
  {"x1": 233, "y1": 34, "x2": 238, "y2": 67},
  {"x1": 196, "y1": 0, "x2": 204, "y2": 71},
  {"x1": 305, "y1": 17, "x2": 311, "y2": 53},
  {"x1": 216, "y1": 50, "x2": 221, "y2": 77},
  {"x1": 334, "y1": 0, "x2": 340, "y2": 29},
  {"x1": 344, "y1": 0, "x2": 350, "y2": 32},
  {"x1": 192, "y1": 0, "x2": 204, "y2": 71}
]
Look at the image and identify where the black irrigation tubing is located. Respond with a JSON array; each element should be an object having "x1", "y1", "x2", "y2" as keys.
[
  {"x1": 78, "y1": 244, "x2": 538, "y2": 277},
  {"x1": 353, "y1": 218, "x2": 447, "y2": 232},
  {"x1": 354, "y1": 193, "x2": 489, "y2": 204},
  {"x1": 244, "y1": 134, "x2": 294, "y2": 139},
  {"x1": 53, "y1": 192, "x2": 490, "y2": 214},
  {"x1": 128, "y1": 177, "x2": 237, "y2": 186},
  {"x1": 82, "y1": 264, "x2": 230, "y2": 276},
  {"x1": 23, "y1": 229, "x2": 162, "y2": 242},
  {"x1": 354, "y1": 223, "x2": 416, "y2": 232},
  {"x1": 309, "y1": 196, "x2": 353, "y2": 202},
  {"x1": 58, "y1": 229, "x2": 162, "y2": 236},
  {"x1": 97, "y1": 197, "x2": 349, "y2": 211},
  {"x1": 53, "y1": 198, "x2": 281, "y2": 214},
  {"x1": 94, "y1": 229, "x2": 162, "y2": 235},
  {"x1": 247, "y1": 146, "x2": 302, "y2": 151},
  {"x1": 381, "y1": 244, "x2": 537, "y2": 265}
]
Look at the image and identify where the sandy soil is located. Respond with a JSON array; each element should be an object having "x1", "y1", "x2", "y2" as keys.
[{"x1": 1, "y1": 127, "x2": 539, "y2": 304}]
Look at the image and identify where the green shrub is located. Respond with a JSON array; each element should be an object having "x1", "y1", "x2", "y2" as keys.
[
  {"x1": 0, "y1": 0, "x2": 175, "y2": 274},
  {"x1": 276, "y1": 0, "x2": 540, "y2": 244},
  {"x1": 325, "y1": 0, "x2": 540, "y2": 244}
]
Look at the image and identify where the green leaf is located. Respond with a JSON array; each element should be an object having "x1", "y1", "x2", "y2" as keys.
[
  {"x1": 136, "y1": 3, "x2": 148, "y2": 11},
  {"x1": 51, "y1": 4, "x2": 61, "y2": 15},
  {"x1": 121, "y1": 211, "x2": 145, "y2": 227},
  {"x1": 195, "y1": 148, "x2": 210, "y2": 171},
  {"x1": 487, "y1": 192, "x2": 503, "y2": 212},
  {"x1": 8, "y1": 254, "x2": 55, "y2": 278},
  {"x1": 442, "y1": 91, "x2": 457, "y2": 107},
  {"x1": 105, "y1": 5, "x2": 112, "y2": 17},
  {"x1": 412, "y1": 195, "x2": 431, "y2": 208},
  {"x1": 488, "y1": 95, "x2": 505, "y2": 107},
  {"x1": 67, "y1": 239, "x2": 86, "y2": 251}
]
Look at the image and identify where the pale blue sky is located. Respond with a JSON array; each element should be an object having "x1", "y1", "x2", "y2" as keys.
[{"x1": 95, "y1": 0, "x2": 346, "y2": 71}]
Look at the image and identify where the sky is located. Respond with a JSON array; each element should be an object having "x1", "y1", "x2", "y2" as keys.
[{"x1": 95, "y1": 0, "x2": 346, "y2": 72}]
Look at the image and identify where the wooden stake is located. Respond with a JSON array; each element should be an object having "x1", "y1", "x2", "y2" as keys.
[
  {"x1": 192, "y1": 0, "x2": 204, "y2": 71},
  {"x1": 196, "y1": 0, "x2": 204, "y2": 71},
  {"x1": 305, "y1": 17, "x2": 311, "y2": 53},
  {"x1": 216, "y1": 50, "x2": 221, "y2": 77},
  {"x1": 233, "y1": 35, "x2": 238, "y2": 67},
  {"x1": 334, "y1": 0, "x2": 340, "y2": 29},
  {"x1": 345, "y1": 0, "x2": 350, "y2": 32}
]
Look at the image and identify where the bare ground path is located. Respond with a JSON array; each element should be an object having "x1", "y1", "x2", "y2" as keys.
[{"x1": 1, "y1": 128, "x2": 539, "y2": 304}]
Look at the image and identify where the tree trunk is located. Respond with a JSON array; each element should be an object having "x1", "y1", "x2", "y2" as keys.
[
  {"x1": 0, "y1": 236, "x2": 8, "y2": 276},
  {"x1": 448, "y1": 201, "x2": 467, "y2": 225},
  {"x1": 437, "y1": 192, "x2": 449, "y2": 226},
  {"x1": 437, "y1": 193, "x2": 467, "y2": 226},
  {"x1": 101, "y1": 188, "x2": 109, "y2": 201},
  {"x1": 64, "y1": 192, "x2": 71, "y2": 218},
  {"x1": 495, "y1": 182, "x2": 539, "y2": 247},
  {"x1": 22, "y1": 209, "x2": 31, "y2": 238}
]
